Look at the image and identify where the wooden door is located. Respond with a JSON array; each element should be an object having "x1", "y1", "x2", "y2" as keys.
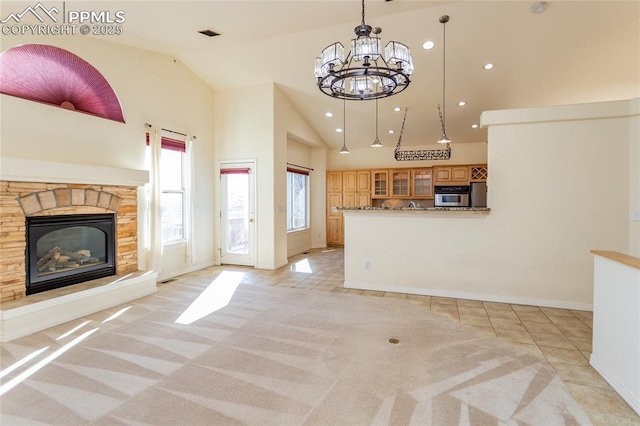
[
  {"x1": 327, "y1": 171, "x2": 343, "y2": 192},
  {"x1": 451, "y1": 167, "x2": 469, "y2": 183},
  {"x1": 356, "y1": 170, "x2": 371, "y2": 192},
  {"x1": 342, "y1": 171, "x2": 358, "y2": 192}
]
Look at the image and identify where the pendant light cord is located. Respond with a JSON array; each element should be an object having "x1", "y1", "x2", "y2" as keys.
[
  {"x1": 441, "y1": 18, "x2": 446, "y2": 129},
  {"x1": 361, "y1": 0, "x2": 366, "y2": 26},
  {"x1": 375, "y1": 99, "x2": 379, "y2": 138},
  {"x1": 343, "y1": 97, "x2": 346, "y2": 149}
]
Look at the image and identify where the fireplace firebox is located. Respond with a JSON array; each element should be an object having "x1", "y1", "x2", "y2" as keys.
[{"x1": 26, "y1": 214, "x2": 116, "y2": 295}]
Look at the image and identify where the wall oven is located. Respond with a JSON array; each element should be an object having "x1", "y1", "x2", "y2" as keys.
[{"x1": 434, "y1": 185, "x2": 470, "y2": 207}]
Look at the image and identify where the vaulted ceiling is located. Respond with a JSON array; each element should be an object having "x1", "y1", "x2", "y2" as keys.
[{"x1": 46, "y1": 1, "x2": 640, "y2": 148}]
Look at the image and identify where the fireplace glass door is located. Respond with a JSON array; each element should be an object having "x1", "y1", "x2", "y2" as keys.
[{"x1": 26, "y1": 214, "x2": 116, "y2": 295}]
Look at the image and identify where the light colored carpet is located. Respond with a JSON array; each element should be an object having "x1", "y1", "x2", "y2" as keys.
[{"x1": 0, "y1": 272, "x2": 591, "y2": 425}]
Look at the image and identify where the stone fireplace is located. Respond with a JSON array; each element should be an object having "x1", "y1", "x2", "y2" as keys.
[
  {"x1": 0, "y1": 181, "x2": 139, "y2": 302},
  {"x1": 0, "y1": 157, "x2": 157, "y2": 342}
]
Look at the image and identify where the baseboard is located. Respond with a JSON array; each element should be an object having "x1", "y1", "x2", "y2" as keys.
[
  {"x1": 156, "y1": 261, "x2": 216, "y2": 282},
  {"x1": 343, "y1": 281, "x2": 593, "y2": 311},
  {"x1": 590, "y1": 355, "x2": 640, "y2": 416},
  {"x1": 0, "y1": 271, "x2": 158, "y2": 342}
]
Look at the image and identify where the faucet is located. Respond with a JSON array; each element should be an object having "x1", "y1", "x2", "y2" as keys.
[{"x1": 408, "y1": 201, "x2": 416, "y2": 208}]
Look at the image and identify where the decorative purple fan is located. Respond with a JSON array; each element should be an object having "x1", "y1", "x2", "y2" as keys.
[{"x1": 0, "y1": 44, "x2": 125, "y2": 123}]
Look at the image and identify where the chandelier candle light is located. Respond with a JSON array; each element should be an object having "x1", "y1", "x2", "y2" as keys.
[{"x1": 314, "y1": 0, "x2": 413, "y2": 100}]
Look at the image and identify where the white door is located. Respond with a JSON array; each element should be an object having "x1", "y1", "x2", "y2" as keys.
[{"x1": 220, "y1": 163, "x2": 255, "y2": 266}]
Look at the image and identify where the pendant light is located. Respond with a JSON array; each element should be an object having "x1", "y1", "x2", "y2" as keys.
[
  {"x1": 371, "y1": 99, "x2": 383, "y2": 148},
  {"x1": 437, "y1": 15, "x2": 451, "y2": 144},
  {"x1": 339, "y1": 98, "x2": 350, "y2": 154}
]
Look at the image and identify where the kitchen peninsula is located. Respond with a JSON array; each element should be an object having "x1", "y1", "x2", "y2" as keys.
[{"x1": 327, "y1": 164, "x2": 488, "y2": 245}]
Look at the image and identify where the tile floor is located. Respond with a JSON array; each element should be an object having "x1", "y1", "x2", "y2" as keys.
[{"x1": 200, "y1": 247, "x2": 640, "y2": 426}]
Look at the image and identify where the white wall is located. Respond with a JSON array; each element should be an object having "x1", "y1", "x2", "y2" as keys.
[
  {"x1": 0, "y1": 34, "x2": 217, "y2": 280},
  {"x1": 275, "y1": 86, "x2": 328, "y2": 258},
  {"x1": 629, "y1": 100, "x2": 640, "y2": 256},
  {"x1": 328, "y1": 141, "x2": 488, "y2": 170},
  {"x1": 343, "y1": 99, "x2": 638, "y2": 309},
  {"x1": 286, "y1": 138, "x2": 312, "y2": 257},
  {"x1": 213, "y1": 84, "x2": 277, "y2": 269},
  {"x1": 214, "y1": 83, "x2": 327, "y2": 268}
]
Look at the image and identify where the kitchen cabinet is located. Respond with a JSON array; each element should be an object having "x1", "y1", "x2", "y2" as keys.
[
  {"x1": 411, "y1": 168, "x2": 433, "y2": 198},
  {"x1": 327, "y1": 171, "x2": 343, "y2": 192},
  {"x1": 391, "y1": 170, "x2": 410, "y2": 197},
  {"x1": 371, "y1": 170, "x2": 389, "y2": 198},
  {"x1": 470, "y1": 165, "x2": 488, "y2": 182},
  {"x1": 327, "y1": 170, "x2": 371, "y2": 245},
  {"x1": 434, "y1": 166, "x2": 470, "y2": 184},
  {"x1": 326, "y1": 191, "x2": 343, "y2": 246}
]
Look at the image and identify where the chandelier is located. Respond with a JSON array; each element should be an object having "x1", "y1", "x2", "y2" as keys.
[{"x1": 314, "y1": 0, "x2": 413, "y2": 101}]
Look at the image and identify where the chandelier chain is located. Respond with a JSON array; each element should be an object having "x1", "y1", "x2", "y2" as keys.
[
  {"x1": 438, "y1": 104, "x2": 446, "y2": 135},
  {"x1": 394, "y1": 107, "x2": 409, "y2": 150}
]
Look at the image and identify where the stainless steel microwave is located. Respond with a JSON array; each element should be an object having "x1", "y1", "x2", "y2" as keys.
[{"x1": 434, "y1": 185, "x2": 470, "y2": 207}]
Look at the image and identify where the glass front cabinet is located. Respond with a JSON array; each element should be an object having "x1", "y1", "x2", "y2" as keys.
[
  {"x1": 391, "y1": 170, "x2": 410, "y2": 197},
  {"x1": 411, "y1": 169, "x2": 433, "y2": 198},
  {"x1": 371, "y1": 170, "x2": 389, "y2": 198}
]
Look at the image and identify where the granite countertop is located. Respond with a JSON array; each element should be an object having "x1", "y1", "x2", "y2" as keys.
[{"x1": 338, "y1": 207, "x2": 491, "y2": 213}]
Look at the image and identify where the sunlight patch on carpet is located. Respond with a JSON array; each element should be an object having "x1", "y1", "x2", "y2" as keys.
[{"x1": 175, "y1": 271, "x2": 244, "y2": 325}]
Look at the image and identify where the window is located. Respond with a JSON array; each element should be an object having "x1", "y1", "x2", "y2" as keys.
[
  {"x1": 287, "y1": 168, "x2": 309, "y2": 231},
  {"x1": 160, "y1": 137, "x2": 186, "y2": 243}
]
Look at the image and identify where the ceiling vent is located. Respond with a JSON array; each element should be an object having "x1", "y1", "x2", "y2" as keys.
[{"x1": 198, "y1": 29, "x2": 221, "y2": 37}]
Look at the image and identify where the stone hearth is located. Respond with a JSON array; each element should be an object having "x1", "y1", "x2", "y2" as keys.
[{"x1": 0, "y1": 157, "x2": 157, "y2": 342}]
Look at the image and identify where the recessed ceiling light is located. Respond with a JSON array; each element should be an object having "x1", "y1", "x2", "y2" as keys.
[
  {"x1": 471, "y1": 124, "x2": 479, "y2": 129},
  {"x1": 336, "y1": 128, "x2": 343, "y2": 133},
  {"x1": 388, "y1": 130, "x2": 395, "y2": 134},
  {"x1": 422, "y1": 41, "x2": 435, "y2": 50},
  {"x1": 394, "y1": 107, "x2": 401, "y2": 112},
  {"x1": 457, "y1": 101, "x2": 466, "y2": 106},
  {"x1": 483, "y1": 63, "x2": 494, "y2": 70},
  {"x1": 531, "y1": 1, "x2": 549, "y2": 14},
  {"x1": 325, "y1": 112, "x2": 333, "y2": 117}
]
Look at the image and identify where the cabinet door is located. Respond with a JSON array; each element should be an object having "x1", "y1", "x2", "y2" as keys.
[
  {"x1": 391, "y1": 170, "x2": 410, "y2": 197},
  {"x1": 342, "y1": 171, "x2": 358, "y2": 192},
  {"x1": 343, "y1": 192, "x2": 358, "y2": 208},
  {"x1": 451, "y1": 167, "x2": 469, "y2": 183},
  {"x1": 356, "y1": 170, "x2": 371, "y2": 192},
  {"x1": 372, "y1": 170, "x2": 389, "y2": 198},
  {"x1": 327, "y1": 217, "x2": 343, "y2": 245},
  {"x1": 411, "y1": 169, "x2": 433, "y2": 198},
  {"x1": 326, "y1": 192, "x2": 343, "y2": 245},
  {"x1": 327, "y1": 172, "x2": 343, "y2": 192},
  {"x1": 357, "y1": 192, "x2": 371, "y2": 207},
  {"x1": 435, "y1": 167, "x2": 451, "y2": 183}
]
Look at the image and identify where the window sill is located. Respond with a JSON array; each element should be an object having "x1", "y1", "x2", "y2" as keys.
[{"x1": 287, "y1": 228, "x2": 310, "y2": 235}]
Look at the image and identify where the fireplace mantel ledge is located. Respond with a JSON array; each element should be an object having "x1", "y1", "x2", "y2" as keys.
[{"x1": 0, "y1": 157, "x2": 149, "y2": 187}]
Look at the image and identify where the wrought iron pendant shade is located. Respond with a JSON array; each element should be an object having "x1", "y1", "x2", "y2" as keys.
[{"x1": 314, "y1": 0, "x2": 413, "y2": 101}]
